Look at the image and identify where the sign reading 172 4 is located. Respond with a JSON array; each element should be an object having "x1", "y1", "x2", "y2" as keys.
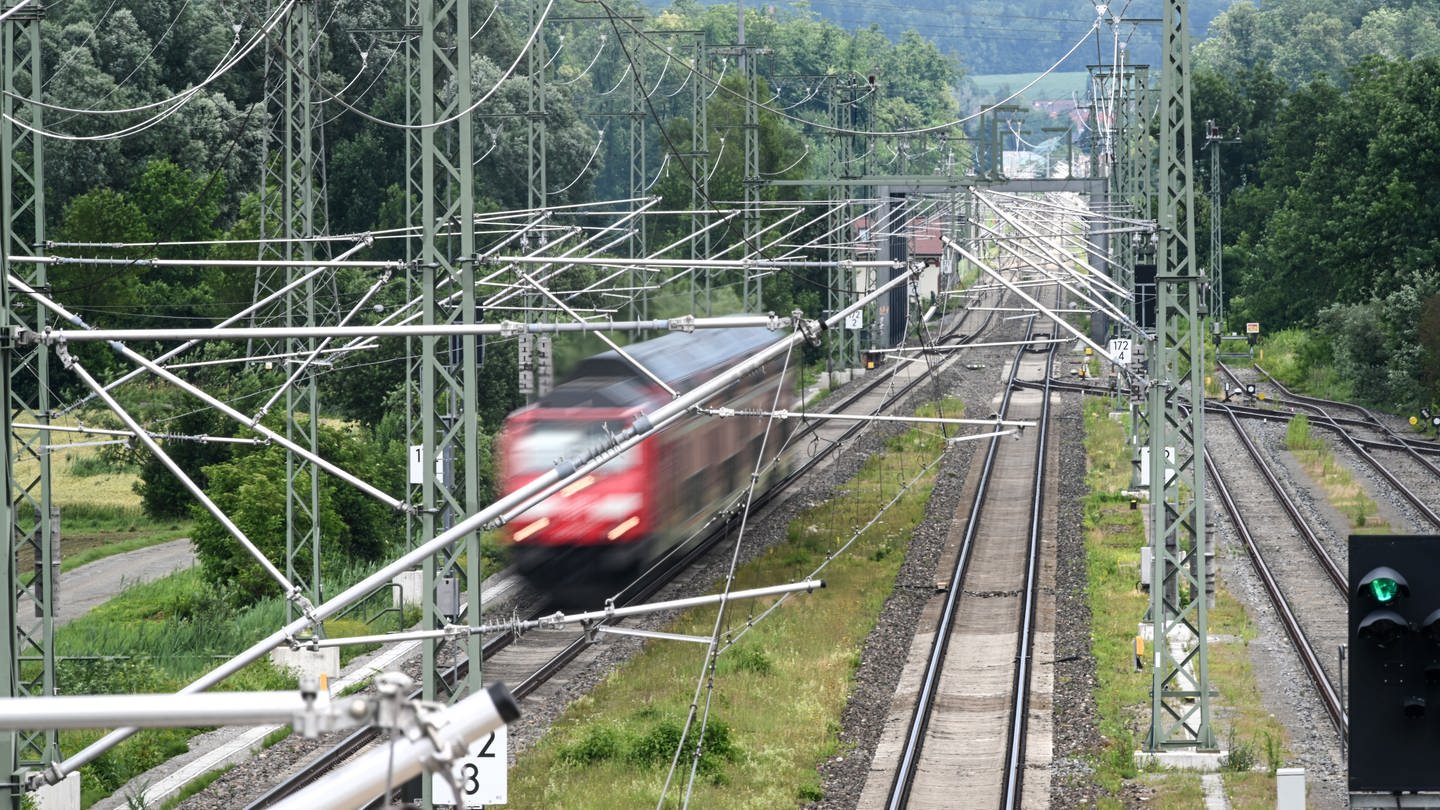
[
  {"x1": 1107, "y1": 338, "x2": 1133, "y2": 365},
  {"x1": 432, "y1": 727, "x2": 507, "y2": 807}
]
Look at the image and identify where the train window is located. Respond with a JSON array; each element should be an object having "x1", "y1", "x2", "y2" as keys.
[{"x1": 513, "y1": 421, "x2": 638, "y2": 474}]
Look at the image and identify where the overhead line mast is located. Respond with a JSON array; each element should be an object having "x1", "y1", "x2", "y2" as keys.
[
  {"x1": 1146, "y1": 0, "x2": 1215, "y2": 752},
  {"x1": 1, "y1": 2, "x2": 57, "y2": 800}
]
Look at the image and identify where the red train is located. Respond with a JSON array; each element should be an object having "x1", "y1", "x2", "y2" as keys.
[{"x1": 498, "y1": 326, "x2": 798, "y2": 589}]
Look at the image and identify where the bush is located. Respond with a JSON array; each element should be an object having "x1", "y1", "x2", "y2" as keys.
[
  {"x1": 556, "y1": 716, "x2": 739, "y2": 776},
  {"x1": 190, "y1": 420, "x2": 405, "y2": 604}
]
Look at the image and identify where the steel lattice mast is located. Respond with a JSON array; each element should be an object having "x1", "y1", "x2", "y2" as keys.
[
  {"x1": 689, "y1": 32, "x2": 711, "y2": 314},
  {"x1": 408, "y1": 6, "x2": 484, "y2": 810},
  {"x1": 255, "y1": 0, "x2": 332, "y2": 623},
  {"x1": 1, "y1": 5, "x2": 55, "y2": 800},
  {"x1": 1146, "y1": 0, "x2": 1215, "y2": 752}
]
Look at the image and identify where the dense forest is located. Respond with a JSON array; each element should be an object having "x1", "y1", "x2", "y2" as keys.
[
  {"x1": 1192, "y1": 0, "x2": 1440, "y2": 411},
  {"x1": 668, "y1": 0, "x2": 1233, "y2": 76}
]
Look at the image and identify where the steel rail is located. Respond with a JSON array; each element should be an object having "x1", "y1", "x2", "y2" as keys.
[
  {"x1": 1028, "y1": 378, "x2": 1440, "y2": 455},
  {"x1": 1210, "y1": 403, "x2": 1346, "y2": 595},
  {"x1": 1000, "y1": 339, "x2": 1056, "y2": 810},
  {"x1": 1216, "y1": 363, "x2": 1440, "y2": 530},
  {"x1": 1250, "y1": 364, "x2": 1440, "y2": 480},
  {"x1": 885, "y1": 325, "x2": 1035, "y2": 810},
  {"x1": 1204, "y1": 446, "x2": 1348, "y2": 739}
]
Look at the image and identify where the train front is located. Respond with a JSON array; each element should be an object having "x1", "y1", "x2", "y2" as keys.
[{"x1": 497, "y1": 379, "x2": 660, "y2": 590}]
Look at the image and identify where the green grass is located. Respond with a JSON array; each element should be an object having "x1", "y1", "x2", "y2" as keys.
[
  {"x1": 1081, "y1": 398, "x2": 1289, "y2": 807},
  {"x1": 13, "y1": 416, "x2": 193, "y2": 579},
  {"x1": 1284, "y1": 412, "x2": 1390, "y2": 533},
  {"x1": 506, "y1": 399, "x2": 958, "y2": 807},
  {"x1": 1258, "y1": 330, "x2": 1353, "y2": 402}
]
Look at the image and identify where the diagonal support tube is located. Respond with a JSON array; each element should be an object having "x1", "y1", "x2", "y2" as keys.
[{"x1": 54, "y1": 346, "x2": 305, "y2": 605}]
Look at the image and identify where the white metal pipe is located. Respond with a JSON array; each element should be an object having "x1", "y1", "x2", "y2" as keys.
[
  {"x1": 706, "y1": 410, "x2": 1036, "y2": 429},
  {"x1": 945, "y1": 237, "x2": 1122, "y2": 367},
  {"x1": 14, "y1": 255, "x2": 401, "y2": 269},
  {"x1": 312, "y1": 580, "x2": 826, "y2": 648},
  {"x1": 27, "y1": 316, "x2": 784, "y2": 344},
  {"x1": 497, "y1": 255, "x2": 902, "y2": 270},
  {"x1": 9, "y1": 276, "x2": 408, "y2": 512},
  {"x1": 58, "y1": 347, "x2": 301, "y2": 599},
  {"x1": 873, "y1": 338, "x2": 1072, "y2": 352},
  {"x1": 59, "y1": 240, "x2": 374, "y2": 415},
  {"x1": 14, "y1": 423, "x2": 264, "y2": 445},
  {"x1": 518, "y1": 271, "x2": 677, "y2": 396},
  {"x1": 972, "y1": 218, "x2": 1132, "y2": 325},
  {"x1": 976, "y1": 192, "x2": 1131, "y2": 301},
  {"x1": 254, "y1": 268, "x2": 394, "y2": 419},
  {"x1": 0, "y1": 691, "x2": 326, "y2": 730},
  {"x1": 0, "y1": 0, "x2": 36, "y2": 24},
  {"x1": 270, "y1": 683, "x2": 519, "y2": 810}
]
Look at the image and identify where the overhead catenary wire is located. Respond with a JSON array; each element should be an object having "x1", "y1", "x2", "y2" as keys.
[
  {"x1": 595, "y1": 0, "x2": 1102, "y2": 139},
  {"x1": 3, "y1": 1, "x2": 290, "y2": 139}
]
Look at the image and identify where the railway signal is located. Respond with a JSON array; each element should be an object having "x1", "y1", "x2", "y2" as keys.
[{"x1": 1349, "y1": 535, "x2": 1440, "y2": 793}]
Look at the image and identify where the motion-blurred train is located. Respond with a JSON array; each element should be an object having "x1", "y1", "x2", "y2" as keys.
[{"x1": 497, "y1": 326, "x2": 797, "y2": 590}]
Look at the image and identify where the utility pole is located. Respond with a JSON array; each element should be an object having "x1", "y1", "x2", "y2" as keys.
[
  {"x1": 626, "y1": 35, "x2": 648, "y2": 267},
  {"x1": 689, "y1": 32, "x2": 710, "y2": 314},
  {"x1": 1146, "y1": 0, "x2": 1215, "y2": 752},
  {"x1": 1, "y1": 3, "x2": 56, "y2": 805},
  {"x1": 739, "y1": 0, "x2": 762, "y2": 310}
]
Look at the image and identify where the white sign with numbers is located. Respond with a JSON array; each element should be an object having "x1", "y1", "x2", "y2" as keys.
[
  {"x1": 407, "y1": 445, "x2": 445, "y2": 486},
  {"x1": 845, "y1": 309, "x2": 864, "y2": 330},
  {"x1": 432, "y1": 727, "x2": 507, "y2": 807},
  {"x1": 1106, "y1": 338, "x2": 1132, "y2": 365}
]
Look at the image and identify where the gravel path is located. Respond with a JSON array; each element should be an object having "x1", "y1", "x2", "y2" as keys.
[{"x1": 17, "y1": 538, "x2": 195, "y2": 627}]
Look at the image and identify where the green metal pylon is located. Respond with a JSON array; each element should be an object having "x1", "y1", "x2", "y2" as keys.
[
  {"x1": 1146, "y1": 0, "x2": 1216, "y2": 752},
  {"x1": 1, "y1": 5, "x2": 55, "y2": 804},
  {"x1": 407, "y1": 3, "x2": 484, "y2": 808}
]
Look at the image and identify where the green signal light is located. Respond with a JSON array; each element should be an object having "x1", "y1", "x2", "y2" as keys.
[
  {"x1": 1358, "y1": 566, "x2": 1410, "y2": 606},
  {"x1": 1369, "y1": 577, "x2": 1402, "y2": 604}
]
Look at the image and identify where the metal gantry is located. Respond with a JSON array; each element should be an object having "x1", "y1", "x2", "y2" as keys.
[
  {"x1": 1, "y1": 5, "x2": 56, "y2": 800},
  {"x1": 1145, "y1": 0, "x2": 1215, "y2": 752}
]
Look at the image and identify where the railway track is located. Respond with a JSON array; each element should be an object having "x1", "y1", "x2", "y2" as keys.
[
  {"x1": 1028, "y1": 374, "x2": 1359, "y2": 744},
  {"x1": 868, "y1": 323, "x2": 1058, "y2": 810},
  {"x1": 235, "y1": 294, "x2": 1014, "y2": 808},
  {"x1": 1205, "y1": 404, "x2": 1348, "y2": 738},
  {"x1": 1217, "y1": 362, "x2": 1440, "y2": 530}
]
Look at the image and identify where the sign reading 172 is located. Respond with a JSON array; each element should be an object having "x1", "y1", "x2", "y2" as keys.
[{"x1": 432, "y1": 727, "x2": 507, "y2": 807}]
